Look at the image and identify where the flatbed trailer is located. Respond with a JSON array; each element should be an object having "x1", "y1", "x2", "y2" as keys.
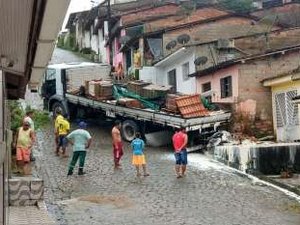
[
  {"x1": 41, "y1": 62, "x2": 231, "y2": 151},
  {"x1": 66, "y1": 93, "x2": 231, "y2": 131}
]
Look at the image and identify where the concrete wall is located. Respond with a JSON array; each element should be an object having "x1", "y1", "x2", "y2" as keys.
[
  {"x1": 90, "y1": 25, "x2": 99, "y2": 54},
  {"x1": 83, "y1": 30, "x2": 91, "y2": 48},
  {"x1": 98, "y1": 28, "x2": 107, "y2": 63},
  {"x1": 239, "y1": 51, "x2": 300, "y2": 120},
  {"x1": 139, "y1": 67, "x2": 157, "y2": 83},
  {"x1": 214, "y1": 143, "x2": 300, "y2": 175}
]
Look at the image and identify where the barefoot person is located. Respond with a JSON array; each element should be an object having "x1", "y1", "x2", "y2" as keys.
[
  {"x1": 15, "y1": 121, "x2": 35, "y2": 175},
  {"x1": 112, "y1": 120, "x2": 123, "y2": 168},
  {"x1": 172, "y1": 127, "x2": 188, "y2": 178},
  {"x1": 67, "y1": 121, "x2": 92, "y2": 176},
  {"x1": 131, "y1": 132, "x2": 149, "y2": 177}
]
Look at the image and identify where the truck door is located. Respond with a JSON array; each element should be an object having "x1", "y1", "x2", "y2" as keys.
[{"x1": 41, "y1": 68, "x2": 57, "y2": 99}]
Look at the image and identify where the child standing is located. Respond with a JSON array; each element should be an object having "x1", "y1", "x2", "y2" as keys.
[{"x1": 131, "y1": 133, "x2": 149, "y2": 177}]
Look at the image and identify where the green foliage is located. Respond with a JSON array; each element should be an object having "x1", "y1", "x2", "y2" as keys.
[
  {"x1": 80, "y1": 48, "x2": 93, "y2": 54},
  {"x1": 24, "y1": 105, "x2": 50, "y2": 130},
  {"x1": 8, "y1": 101, "x2": 50, "y2": 132},
  {"x1": 217, "y1": 0, "x2": 254, "y2": 13},
  {"x1": 57, "y1": 36, "x2": 65, "y2": 48},
  {"x1": 8, "y1": 101, "x2": 25, "y2": 132},
  {"x1": 64, "y1": 33, "x2": 76, "y2": 50}
]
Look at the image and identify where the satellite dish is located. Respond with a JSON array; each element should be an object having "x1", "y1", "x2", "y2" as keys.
[
  {"x1": 119, "y1": 35, "x2": 131, "y2": 45},
  {"x1": 166, "y1": 40, "x2": 177, "y2": 50},
  {"x1": 194, "y1": 56, "x2": 208, "y2": 66},
  {"x1": 177, "y1": 34, "x2": 191, "y2": 44}
]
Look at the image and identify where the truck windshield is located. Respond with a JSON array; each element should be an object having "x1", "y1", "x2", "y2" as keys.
[{"x1": 45, "y1": 69, "x2": 56, "y2": 80}]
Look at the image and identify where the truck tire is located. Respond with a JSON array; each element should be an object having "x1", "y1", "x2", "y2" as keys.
[
  {"x1": 52, "y1": 102, "x2": 66, "y2": 118},
  {"x1": 121, "y1": 120, "x2": 140, "y2": 142}
]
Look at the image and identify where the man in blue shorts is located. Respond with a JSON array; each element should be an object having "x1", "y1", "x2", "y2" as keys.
[{"x1": 172, "y1": 127, "x2": 188, "y2": 178}]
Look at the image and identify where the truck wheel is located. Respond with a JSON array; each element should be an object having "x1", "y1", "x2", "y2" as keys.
[
  {"x1": 121, "y1": 120, "x2": 140, "y2": 142},
  {"x1": 52, "y1": 102, "x2": 66, "y2": 118}
]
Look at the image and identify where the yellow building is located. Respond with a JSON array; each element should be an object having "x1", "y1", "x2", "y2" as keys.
[{"x1": 263, "y1": 68, "x2": 300, "y2": 142}]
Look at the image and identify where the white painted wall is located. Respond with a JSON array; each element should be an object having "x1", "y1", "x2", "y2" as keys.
[
  {"x1": 140, "y1": 52, "x2": 196, "y2": 94},
  {"x1": 75, "y1": 23, "x2": 83, "y2": 49},
  {"x1": 83, "y1": 30, "x2": 91, "y2": 48},
  {"x1": 90, "y1": 25, "x2": 98, "y2": 54},
  {"x1": 98, "y1": 28, "x2": 107, "y2": 63},
  {"x1": 139, "y1": 67, "x2": 156, "y2": 83},
  {"x1": 162, "y1": 52, "x2": 196, "y2": 94}
]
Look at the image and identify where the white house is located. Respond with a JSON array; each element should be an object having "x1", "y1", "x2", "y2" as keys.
[{"x1": 140, "y1": 47, "x2": 197, "y2": 94}]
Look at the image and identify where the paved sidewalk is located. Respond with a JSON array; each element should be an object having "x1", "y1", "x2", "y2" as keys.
[{"x1": 9, "y1": 203, "x2": 55, "y2": 225}]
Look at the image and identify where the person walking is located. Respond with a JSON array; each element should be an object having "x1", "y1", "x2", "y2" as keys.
[
  {"x1": 67, "y1": 121, "x2": 92, "y2": 176},
  {"x1": 131, "y1": 132, "x2": 149, "y2": 177},
  {"x1": 23, "y1": 110, "x2": 36, "y2": 161},
  {"x1": 172, "y1": 127, "x2": 188, "y2": 178},
  {"x1": 55, "y1": 116, "x2": 70, "y2": 157},
  {"x1": 54, "y1": 109, "x2": 64, "y2": 151},
  {"x1": 111, "y1": 120, "x2": 123, "y2": 168},
  {"x1": 15, "y1": 121, "x2": 35, "y2": 175}
]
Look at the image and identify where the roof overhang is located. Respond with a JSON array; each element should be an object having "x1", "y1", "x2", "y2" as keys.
[
  {"x1": 154, "y1": 47, "x2": 193, "y2": 67},
  {"x1": 0, "y1": 0, "x2": 70, "y2": 99}
]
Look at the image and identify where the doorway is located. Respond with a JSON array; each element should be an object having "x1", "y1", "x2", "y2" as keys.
[{"x1": 168, "y1": 69, "x2": 177, "y2": 93}]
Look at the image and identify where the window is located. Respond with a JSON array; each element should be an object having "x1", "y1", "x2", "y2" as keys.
[
  {"x1": 182, "y1": 62, "x2": 189, "y2": 81},
  {"x1": 202, "y1": 82, "x2": 211, "y2": 93},
  {"x1": 220, "y1": 76, "x2": 232, "y2": 98},
  {"x1": 168, "y1": 69, "x2": 177, "y2": 92},
  {"x1": 45, "y1": 69, "x2": 56, "y2": 80}
]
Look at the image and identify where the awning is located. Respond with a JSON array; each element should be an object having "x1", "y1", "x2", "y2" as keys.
[{"x1": 0, "y1": 0, "x2": 71, "y2": 99}]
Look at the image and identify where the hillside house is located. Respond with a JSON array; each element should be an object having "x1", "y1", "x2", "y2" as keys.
[{"x1": 191, "y1": 28, "x2": 300, "y2": 137}]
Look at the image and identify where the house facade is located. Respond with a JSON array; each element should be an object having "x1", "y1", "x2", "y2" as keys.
[
  {"x1": 263, "y1": 64, "x2": 300, "y2": 141},
  {"x1": 195, "y1": 45, "x2": 300, "y2": 138},
  {"x1": 140, "y1": 47, "x2": 197, "y2": 93}
]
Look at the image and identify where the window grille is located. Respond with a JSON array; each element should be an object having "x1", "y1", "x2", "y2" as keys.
[{"x1": 275, "y1": 90, "x2": 299, "y2": 128}]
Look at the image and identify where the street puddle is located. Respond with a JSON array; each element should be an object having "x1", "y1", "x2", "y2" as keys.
[{"x1": 78, "y1": 195, "x2": 133, "y2": 209}]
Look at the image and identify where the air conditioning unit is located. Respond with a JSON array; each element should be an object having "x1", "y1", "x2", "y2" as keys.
[{"x1": 217, "y1": 39, "x2": 235, "y2": 49}]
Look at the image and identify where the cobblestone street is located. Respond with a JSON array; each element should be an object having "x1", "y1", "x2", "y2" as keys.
[
  {"x1": 26, "y1": 48, "x2": 300, "y2": 225},
  {"x1": 33, "y1": 121, "x2": 300, "y2": 225}
]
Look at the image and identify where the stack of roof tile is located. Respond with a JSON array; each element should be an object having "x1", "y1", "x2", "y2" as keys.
[{"x1": 175, "y1": 94, "x2": 209, "y2": 118}]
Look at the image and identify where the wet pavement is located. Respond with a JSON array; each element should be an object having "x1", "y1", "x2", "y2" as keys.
[
  {"x1": 32, "y1": 120, "x2": 300, "y2": 225},
  {"x1": 25, "y1": 48, "x2": 300, "y2": 224}
]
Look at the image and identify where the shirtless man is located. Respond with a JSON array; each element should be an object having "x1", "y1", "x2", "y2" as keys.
[{"x1": 112, "y1": 120, "x2": 123, "y2": 168}]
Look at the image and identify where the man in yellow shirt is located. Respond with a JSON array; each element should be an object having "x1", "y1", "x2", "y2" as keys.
[{"x1": 55, "y1": 115, "x2": 70, "y2": 157}]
